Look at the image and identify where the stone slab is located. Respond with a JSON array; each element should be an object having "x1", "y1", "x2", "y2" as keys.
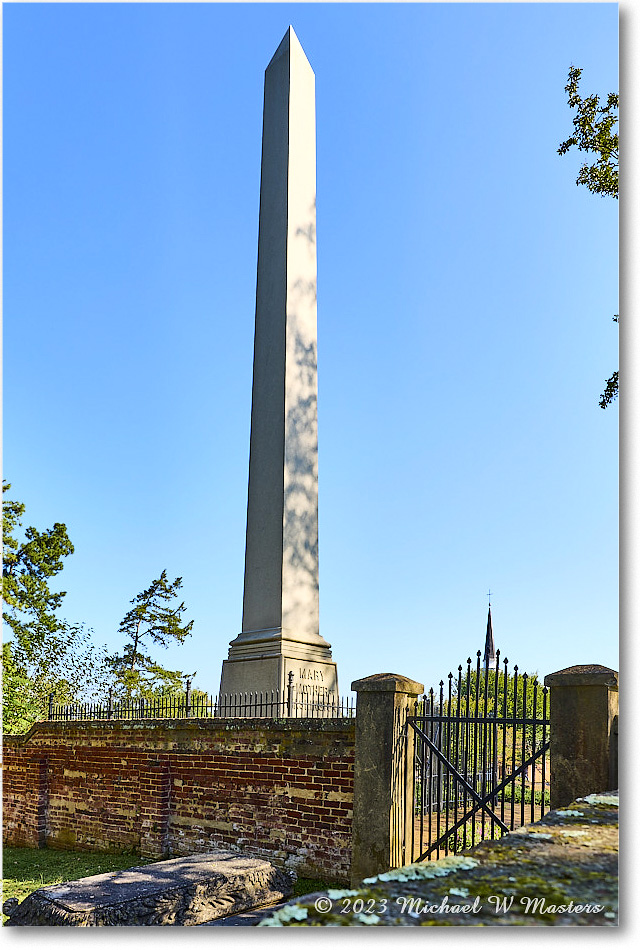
[
  {"x1": 3, "y1": 850, "x2": 295, "y2": 927},
  {"x1": 199, "y1": 900, "x2": 289, "y2": 926}
]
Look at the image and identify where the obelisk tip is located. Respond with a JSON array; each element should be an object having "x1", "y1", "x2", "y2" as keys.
[{"x1": 266, "y1": 25, "x2": 310, "y2": 72}]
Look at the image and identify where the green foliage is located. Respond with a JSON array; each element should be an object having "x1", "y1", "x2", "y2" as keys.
[
  {"x1": 598, "y1": 369, "x2": 619, "y2": 410},
  {"x1": 155, "y1": 683, "x2": 209, "y2": 706},
  {"x1": 558, "y1": 66, "x2": 618, "y2": 199},
  {"x1": 420, "y1": 664, "x2": 548, "y2": 769},
  {"x1": 2, "y1": 482, "x2": 110, "y2": 733},
  {"x1": 497, "y1": 786, "x2": 550, "y2": 807},
  {"x1": 3, "y1": 625, "x2": 110, "y2": 734},
  {"x1": 598, "y1": 314, "x2": 619, "y2": 410},
  {"x1": 454, "y1": 668, "x2": 546, "y2": 721},
  {"x1": 558, "y1": 66, "x2": 619, "y2": 408},
  {"x1": 294, "y1": 878, "x2": 333, "y2": 899},
  {"x1": 2, "y1": 481, "x2": 74, "y2": 642},
  {"x1": 423, "y1": 666, "x2": 546, "y2": 721},
  {"x1": 107, "y1": 571, "x2": 194, "y2": 698}
]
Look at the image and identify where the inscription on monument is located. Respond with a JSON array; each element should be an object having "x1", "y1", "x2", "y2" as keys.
[{"x1": 299, "y1": 667, "x2": 324, "y2": 682}]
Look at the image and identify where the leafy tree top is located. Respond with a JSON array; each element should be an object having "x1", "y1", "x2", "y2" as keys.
[
  {"x1": 2, "y1": 481, "x2": 74, "y2": 642},
  {"x1": 558, "y1": 65, "x2": 618, "y2": 199},
  {"x1": 2, "y1": 482, "x2": 110, "y2": 735},
  {"x1": 557, "y1": 66, "x2": 618, "y2": 409},
  {"x1": 422, "y1": 656, "x2": 546, "y2": 720}
]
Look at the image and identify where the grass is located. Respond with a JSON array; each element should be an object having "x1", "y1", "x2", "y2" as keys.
[
  {"x1": 2, "y1": 847, "x2": 331, "y2": 924},
  {"x1": 2, "y1": 847, "x2": 160, "y2": 923},
  {"x1": 294, "y1": 877, "x2": 330, "y2": 898},
  {"x1": 497, "y1": 786, "x2": 550, "y2": 806}
]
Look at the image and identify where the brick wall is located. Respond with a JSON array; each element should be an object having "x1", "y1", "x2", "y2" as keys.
[{"x1": 2, "y1": 718, "x2": 355, "y2": 883}]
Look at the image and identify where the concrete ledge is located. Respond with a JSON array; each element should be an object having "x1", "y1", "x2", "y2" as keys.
[
  {"x1": 3, "y1": 851, "x2": 295, "y2": 927},
  {"x1": 261, "y1": 792, "x2": 618, "y2": 927}
]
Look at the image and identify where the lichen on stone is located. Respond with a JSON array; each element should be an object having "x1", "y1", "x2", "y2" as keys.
[
  {"x1": 363, "y1": 855, "x2": 478, "y2": 885},
  {"x1": 580, "y1": 794, "x2": 618, "y2": 806},
  {"x1": 258, "y1": 903, "x2": 308, "y2": 926},
  {"x1": 449, "y1": 887, "x2": 469, "y2": 898},
  {"x1": 354, "y1": 913, "x2": 380, "y2": 925},
  {"x1": 262, "y1": 788, "x2": 617, "y2": 928}
]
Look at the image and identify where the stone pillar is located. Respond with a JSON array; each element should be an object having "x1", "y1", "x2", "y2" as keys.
[
  {"x1": 220, "y1": 27, "x2": 338, "y2": 703},
  {"x1": 350, "y1": 673, "x2": 424, "y2": 886},
  {"x1": 544, "y1": 664, "x2": 618, "y2": 809}
]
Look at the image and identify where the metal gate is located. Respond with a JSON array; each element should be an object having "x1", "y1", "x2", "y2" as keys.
[{"x1": 406, "y1": 651, "x2": 550, "y2": 861}]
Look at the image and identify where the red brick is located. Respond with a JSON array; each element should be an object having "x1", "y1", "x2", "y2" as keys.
[{"x1": 3, "y1": 720, "x2": 354, "y2": 883}]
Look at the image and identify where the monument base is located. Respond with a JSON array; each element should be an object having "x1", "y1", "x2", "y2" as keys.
[{"x1": 219, "y1": 654, "x2": 338, "y2": 705}]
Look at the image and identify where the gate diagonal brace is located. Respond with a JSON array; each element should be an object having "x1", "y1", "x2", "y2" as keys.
[
  {"x1": 478, "y1": 740, "x2": 551, "y2": 805},
  {"x1": 409, "y1": 720, "x2": 550, "y2": 859},
  {"x1": 417, "y1": 740, "x2": 551, "y2": 860},
  {"x1": 408, "y1": 720, "x2": 506, "y2": 834}
]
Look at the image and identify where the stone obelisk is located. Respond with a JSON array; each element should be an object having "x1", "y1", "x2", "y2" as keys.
[{"x1": 220, "y1": 27, "x2": 338, "y2": 702}]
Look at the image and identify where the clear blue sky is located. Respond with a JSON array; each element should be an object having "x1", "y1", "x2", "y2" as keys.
[{"x1": 3, "y1": 2, "x2": 619, "y2": 698}]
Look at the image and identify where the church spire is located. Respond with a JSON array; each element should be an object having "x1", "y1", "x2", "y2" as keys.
[{"x1": 484, "y1": 600, "x2": 498, "y2": 670}]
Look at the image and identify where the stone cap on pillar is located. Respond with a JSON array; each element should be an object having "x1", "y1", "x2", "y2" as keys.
[
  {"x1": 351, "y1": 673, "x2": 424, "y2": 696},
  {"x1": 544, "y1": 665, "x2": 618, "y2": 689}
]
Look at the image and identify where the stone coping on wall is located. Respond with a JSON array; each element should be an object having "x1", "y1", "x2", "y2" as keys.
[
  {"x1": 259, "y1": 792, "x2": 619, "y2": 927},
  {"x1": 3, "y1": 716, "x2": 356, "y2": 746},
  {"x1": 544, "y1": 665, "x2": 618, "y2": 689},
  {"x1": 351, "y1": 673, "x2": 424, "y2": 695}
]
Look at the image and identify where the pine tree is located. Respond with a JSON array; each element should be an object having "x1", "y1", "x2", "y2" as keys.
[{"x1": 108, "y1": 571, "x2": 194, "y2": 698}]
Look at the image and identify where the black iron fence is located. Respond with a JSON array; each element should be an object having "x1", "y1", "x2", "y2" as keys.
[
  {"x1": 47, "y1": 673, "x2": 354, "y2": 721},
  {"x1": 407, "y1": 651, "x2": 550, "y2": 861}
]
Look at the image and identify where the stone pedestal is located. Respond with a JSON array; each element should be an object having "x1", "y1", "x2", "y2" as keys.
[
  {"x1": 544, "y1": 664, "x2": 619, "y2": 809},
  {"x1": 220, "y1": 27, "x2": 338, "y2": 703},
  {"x1": 219, "y1": 655, "x2": 338, "y2": 703},
  {"x1": 350, "y1": 673, "x2": 424, "y2": 885}
]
